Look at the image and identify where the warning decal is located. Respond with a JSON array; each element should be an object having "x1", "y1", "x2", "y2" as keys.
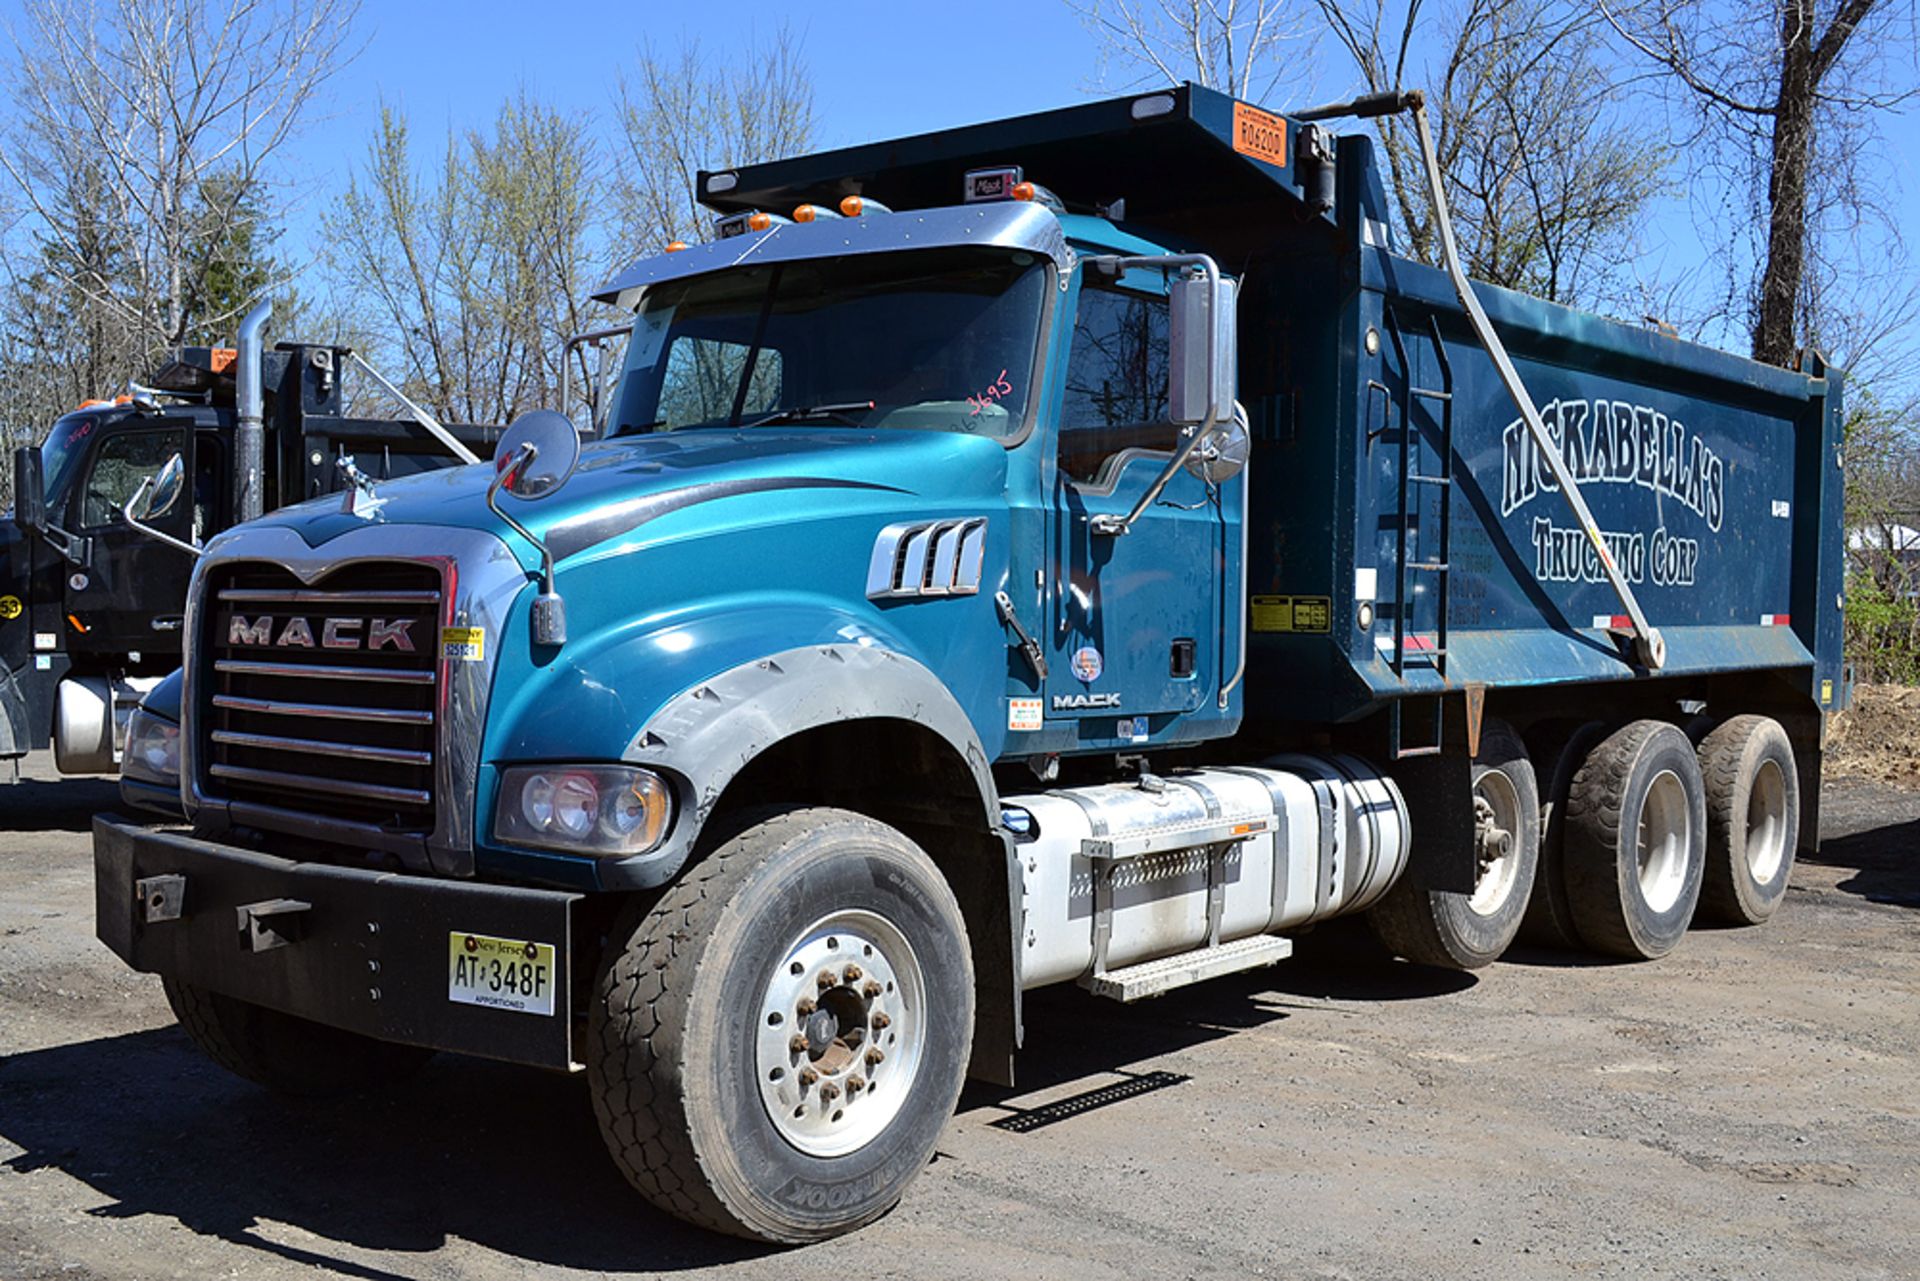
[{"x1": 1251, "y1": 595, "x2": 1331, "y2": 633}]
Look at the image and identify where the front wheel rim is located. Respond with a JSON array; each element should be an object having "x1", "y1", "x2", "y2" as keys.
[
  {"x1": 1637, "y1": 769, "x2": 1690, "y2": 914},
  {"x1": 755, "y1": 908, "x2": 928, "y2": 1159}
]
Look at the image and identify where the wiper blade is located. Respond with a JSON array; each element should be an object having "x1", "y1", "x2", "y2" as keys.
[{"x1": 740, "y1": 400, "x2": 876, "y2": 429}]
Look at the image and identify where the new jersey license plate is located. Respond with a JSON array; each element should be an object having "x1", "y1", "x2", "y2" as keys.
[{"x1": 448, "y1": 932, "x2": 557, "y2": 1016}]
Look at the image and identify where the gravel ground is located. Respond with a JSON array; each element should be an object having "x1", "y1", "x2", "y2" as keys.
[{"x1": 2, "y1": 755, "x2": 1916, "y2": 1281}]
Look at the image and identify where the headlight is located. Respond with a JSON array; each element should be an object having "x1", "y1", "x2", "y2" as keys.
[
  {"x1": 122, "y1": 707, "x2": 181, "y2": 787},
  {"x1": 495, "y1": 764, "x2": 671, "y2": 856}
]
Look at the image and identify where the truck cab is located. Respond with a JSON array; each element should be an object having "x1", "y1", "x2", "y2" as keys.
[{"x1": 4, "y1": 341, "x2": 497, "y2": 776}]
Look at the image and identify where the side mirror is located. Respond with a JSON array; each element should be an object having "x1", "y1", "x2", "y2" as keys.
[
  {"x1": 1183, "y1": 405, "x2": 1250, "y2": 485},
  {"x1": 1167, "y1": 273, "x2": 1237, "y2": 426},
  {"x1": 491, "y1": 409, "x2": 581, "y2": 501},
  {"x1": 134, "y1": 453, "x2": 186, "y2": 521},
  {"x1": 12, "y1": 446, "x2": 44, "y2": 531}
]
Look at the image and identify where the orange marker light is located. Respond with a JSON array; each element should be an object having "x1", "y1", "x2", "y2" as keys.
[
  {"x1": 840, "y1": 195, "x2": 865, "y2": 217},
  {"x1": 793, "y1": 204, "x2": 817, "y2": 223},
  {"x1": 114, "y1": 393, "x2": 131, "y2": 404},
  {"x1": 1011, "y1": 181, "x2": 1036, "y2": 202},
  {"x1": 747, "y1": 211, "x2": 772, "y2": 231},
  {"x1": 665, "y1": 240, "x2": 690, "y2": 253}
]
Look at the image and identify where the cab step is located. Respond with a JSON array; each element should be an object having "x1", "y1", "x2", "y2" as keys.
[{"x1": 1082, "y1": 934, "x2": 1294, "y2": 1002}]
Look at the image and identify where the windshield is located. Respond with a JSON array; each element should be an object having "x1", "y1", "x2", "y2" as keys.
[
  {"x1": 38, "y1": 412, "x2": 102, "y2": 513},
  {"x1": 606, "y1": 247, "x2": 1049, "y2": 441}
]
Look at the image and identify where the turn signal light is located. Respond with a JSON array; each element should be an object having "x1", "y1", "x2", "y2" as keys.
[
  {"x1": 665, "y1": 240, "x2": 690, "y2": 252},
  {"x1": 792, "y1": 203, "x2": 842, "y2": 223},
  {"x1": 838, "y1": 195, "x2": 892, "y2": 217},
  {"x1": 748, "y1": 211, "x2": 773, "y2": 230}
]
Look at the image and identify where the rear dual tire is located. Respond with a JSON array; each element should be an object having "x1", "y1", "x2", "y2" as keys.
[
  {"x1": 1369, "y1": 720, "x2": 1539, "y2": 970},
  {"x1": 1563, "y1": 720, "x2": 1706, "y2": 960},
  {"x1": 1696, "y1": 715, "x2": 1799, "y2": 925}
]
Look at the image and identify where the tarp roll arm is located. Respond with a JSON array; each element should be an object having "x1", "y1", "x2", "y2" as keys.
[
  {"x1": 343, "y1": 350, "x2": 482, "y2": 466},
  {"x1": 1290, "y1": 89, "x2": 1666, "y2": 670}
]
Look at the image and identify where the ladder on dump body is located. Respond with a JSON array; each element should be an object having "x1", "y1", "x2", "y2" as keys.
[{"x1": 1382, "y1": 306, "x2": 1454, "y2": 758}]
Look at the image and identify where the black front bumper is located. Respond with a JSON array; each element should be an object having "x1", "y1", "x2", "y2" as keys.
[{"x1": 94, "y1": 816, "x2": 582, "y2": 1070}]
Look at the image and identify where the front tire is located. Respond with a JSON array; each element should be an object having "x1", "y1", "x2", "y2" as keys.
[
  {"x1": 163, "y1": 979, "x2": 433, "y2": 1096},
  {"x1": 589, "y1": 807, "x2": 973, "y2": 1243}
]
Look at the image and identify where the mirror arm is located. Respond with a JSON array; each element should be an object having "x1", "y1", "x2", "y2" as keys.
[
  {"x1": 119, "y1": 477, "x2": 202, "y2": 558},
  {"x1": 485, "y1": 443, "x2": 568, "y2": 646},
  {"x1": 1083, "y1": 254, "x2": 1227, "y2": 537}
]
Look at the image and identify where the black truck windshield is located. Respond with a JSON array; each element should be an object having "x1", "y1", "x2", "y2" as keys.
[
  {"x1": 38, "y1": 413, "x2": 99, "y2": 512},
  {"x1": 607, "y1": 247, "x2": 1048, "y2": 441}
]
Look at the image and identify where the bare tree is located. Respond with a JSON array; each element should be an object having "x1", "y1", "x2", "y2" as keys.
[
  {"x1": 0, "y1": 0, "x2": 358, "y2": 357},
  {"x1": 323, "y1": 94, "x2": 601, "y2": 425},
  {"x1": 610, "y1": 28, "x2": 817, "y2": 251},
  {"x1": 1602, "y1": 0, "x2": 1919, "y2": 368},
  {"x1": 1067, "y1": 0, "x2": 1309, "y2": 98},
  {"x1": 1315, "y1": 0, "x2": 1668, "y2": 309}
]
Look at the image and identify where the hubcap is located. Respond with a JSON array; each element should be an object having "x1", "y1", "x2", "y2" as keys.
[
  {"x1": 1637, "y1": 769, "x2": 1690, "y2": 913},
  {"x1": 756, "y1": 909, "x2": 927, "y2": 1158},
  {"x1": 1467, "y1": 770, "x2": 1522, "y2": 916},
  {"x1": 1746, "y1": 758, "x2": 1789, "y2": 883}
]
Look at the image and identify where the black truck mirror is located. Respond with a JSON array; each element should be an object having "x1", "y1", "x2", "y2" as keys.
[
  {"x1": 1167, "y1": 273, "x2": 1238, "y2": 426},
  {"x1": 12, "y1": 446, "x2": 44, "y2": 531},
  {"x1": 135, "y1": 453, "x2": 187, "y2": 521},
  {"x1": 121, "y1": 453, "x2": 200, "y2": 558}
]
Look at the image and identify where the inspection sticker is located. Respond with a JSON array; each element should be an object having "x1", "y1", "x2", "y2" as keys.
[
  {"x1": 1251, "y1": 595, "x2": 1331, "y2": 633},
  {"x1": 441, "y1": 627, "x2": 485, "y2": 662},
  {"x1": 1008, "y1": 697, "x2": 1044, "y2": 732},
  {"x1": 449, "y1": 932, "x2": 556, "y2": 1016}
]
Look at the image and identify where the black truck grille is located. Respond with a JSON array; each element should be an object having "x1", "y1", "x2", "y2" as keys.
[{"x1": 201, "y1": 562, "x2": 443, "y2": 831}]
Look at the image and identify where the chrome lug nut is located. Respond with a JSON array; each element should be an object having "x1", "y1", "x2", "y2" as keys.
[{"x1": 842, "y1": 964, "x2": 863, "y2": 983}]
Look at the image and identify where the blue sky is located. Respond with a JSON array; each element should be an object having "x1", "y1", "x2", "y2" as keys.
[{"x1": 10, "y1": 0, "x2": 1919, "y2": 379}]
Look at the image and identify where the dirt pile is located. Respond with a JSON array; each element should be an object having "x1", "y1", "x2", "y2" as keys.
[{"x1": 1825, "y1": 682, "x2": 1920, "y2": 788}]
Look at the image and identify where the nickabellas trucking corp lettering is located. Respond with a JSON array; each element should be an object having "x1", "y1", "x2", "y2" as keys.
[{"x1": 1500, "y1": 397, "x2": 1725, "y2": 590}]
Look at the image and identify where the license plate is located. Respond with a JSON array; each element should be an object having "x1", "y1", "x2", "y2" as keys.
[{"x1": 448, "y1": 932, "x2": 556, "y2": 1016}]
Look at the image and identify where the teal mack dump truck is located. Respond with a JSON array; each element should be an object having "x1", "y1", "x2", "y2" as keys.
[{"x1": 94, "y1": 84, "x2": 1846, "y2": 1242}]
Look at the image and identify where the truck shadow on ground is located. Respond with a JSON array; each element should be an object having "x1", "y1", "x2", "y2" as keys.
[
  {"x1": 0, "y1": 925, "x2": 1474, "y2": 1275},
  {"x1": 1801, "y1": 817, "x2": 1920, "y2": 909},
  {"x1": 0, "y1": 777, "x2": 120, "y2": 834}
]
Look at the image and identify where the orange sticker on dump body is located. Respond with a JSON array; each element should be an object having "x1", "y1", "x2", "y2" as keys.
[{"x1": 1232, "y1": 103, "x2": 1288, "y2": 169}]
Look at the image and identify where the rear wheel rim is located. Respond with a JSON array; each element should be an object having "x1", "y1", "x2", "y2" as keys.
[
  {"x1": 1637, "y1": 768, "x2": 1690, "y2": 914},
  {"x1": 1468, "y1": 769, "x2": 1523, "y2": 916},
  {"x1": 1746, "y1": 758, "x2": 1789, "y2": 883},
  {"x1": 756, "y1": 908, "x2": 928, "y2": 1159}
]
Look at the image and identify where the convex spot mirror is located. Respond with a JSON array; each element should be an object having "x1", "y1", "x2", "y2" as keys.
[
  {"x1": 134, "y1": 453, "x2": 187, "y2": 521},
  {"x1": 1183, "y1": 409, "x2": 1249, "y2": 485},
  {"x1": 493, "y1": 410, "x2": 581, "y2": 501},
  {"x1": 1167, "y1": 274, "x2": 1238, "y2": 426}
]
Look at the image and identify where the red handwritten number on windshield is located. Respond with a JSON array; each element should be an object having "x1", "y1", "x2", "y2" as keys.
[{"x1": 969, "y1": 369, "x2": 1014, "y2": 417}]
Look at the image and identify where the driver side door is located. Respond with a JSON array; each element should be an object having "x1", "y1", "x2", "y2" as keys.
[
  {"x1": 63, "y1": 423, "x2": 195, "y2": 658},
  {"x1": 1047, "y1": 278, "x2": 1219, "y2": 737}
]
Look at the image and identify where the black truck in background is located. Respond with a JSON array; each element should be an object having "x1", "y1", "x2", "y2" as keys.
[{"x1": 3, "y1": 314, "x2": 496, "y2": 778}]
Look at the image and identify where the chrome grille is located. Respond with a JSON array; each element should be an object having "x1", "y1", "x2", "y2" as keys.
[{"x1": 201, "y1": 563, "x2": 443, "y2": 830}]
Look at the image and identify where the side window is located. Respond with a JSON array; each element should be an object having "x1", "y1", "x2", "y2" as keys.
[
  {"x1": 194, "y1": 431, "x2": 226, "y2": 541},
  {"x1": 656, "y1": 338, "x2": 782, "y2": 428},
  {"x1": 1059, "y1": 282, "x2": 1171, "y2": 484},
  {"x1": 80, "y1": 429, "x2": 188, "y2": 530}
]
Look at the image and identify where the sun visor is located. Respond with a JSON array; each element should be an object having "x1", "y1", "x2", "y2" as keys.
[{"x1": 591, "y1": 201, "x2": 1071, "y2": 310}]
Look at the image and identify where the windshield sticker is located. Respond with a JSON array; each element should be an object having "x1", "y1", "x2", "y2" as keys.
[
  {"x1": 968, "y1": 369, "x2": 1015, "y2": 418},
  {"x1": 629, "y1": 304, "x2": 675, "y2": 370}
]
